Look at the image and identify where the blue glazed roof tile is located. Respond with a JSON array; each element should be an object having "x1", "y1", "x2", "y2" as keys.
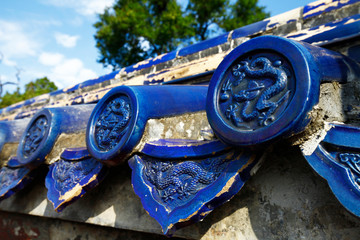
[
  {"x1": 303, "y1": 0, "x2": 360, "y2": 19},
  {"x1": 231, "y1": 20, "x2": 270, "y2": 39},
  {"x1": 178, "y1": 33, "x2": 229, "y2": 57},
  {"x1": 125, "y1": 51, "x2": 177, "y2": 73}
]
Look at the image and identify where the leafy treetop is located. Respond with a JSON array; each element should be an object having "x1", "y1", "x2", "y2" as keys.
[
  {"x1": 94, "y1": 0, "x2": 269, "y2": 70},
  {"x1": 0, "y1": 77, "x2": 58, "y2": 108}
]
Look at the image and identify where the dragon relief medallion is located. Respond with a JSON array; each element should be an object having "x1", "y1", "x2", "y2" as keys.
[
  {"x1": 95, "y1": 95, "x2": 131, "y2": 151},
  {"x1": 142, "y1": 155, "x2": 230, "y2": 210},
  {"x1": 23, "y1": 116, "x2": 49, "y2": 157},
  {"x1": 219, "y1": 52, "x2": 294, "y2": 130}
]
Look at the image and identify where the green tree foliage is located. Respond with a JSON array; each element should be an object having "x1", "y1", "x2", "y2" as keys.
[
  {"x1": 94, "y1": 0, "x2": 194, "y2": 69},
  {"x1": 219, "y1": 0, "x2": 270, "y2": 31},
  {"x1": 0, "y1": 77, "x2": 58, "y2": 108},
  {"x1": 94, "y1": 0, "x2": 269, "y2": 70},
  {"x1": 186, "y1": 0, "x2": 228, "y2": 41}
]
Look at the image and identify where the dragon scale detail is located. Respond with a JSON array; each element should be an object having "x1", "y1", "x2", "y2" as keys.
[
  {"x1": 95, "y1": 97, "x2": 131, "y2": 151},
  {"x1": 23, "y1": 116, "x2": 48, "y2": 156},
  {"x1": 221, "y1": 56, "x2": 291, "y2": 128},
  {"x1": 143, "y1": 157, "x2": 229, "y2": 205},
  {"x1": 52, "y1": 158, "x2": 98, "y2": 194}
]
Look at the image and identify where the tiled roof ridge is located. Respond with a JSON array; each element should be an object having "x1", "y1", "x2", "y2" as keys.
[{"x1": 1, "y1": 0, "x2": 359, "y2": 120}]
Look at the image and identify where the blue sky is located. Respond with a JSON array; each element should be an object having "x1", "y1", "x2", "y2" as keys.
[{"x1": 0, "y1": 0, "x2": 315, "y2": 94}]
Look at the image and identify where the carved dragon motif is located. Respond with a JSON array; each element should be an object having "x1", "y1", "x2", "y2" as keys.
[
  {"x1": 23, "y1": 116, "x2": 48, "y2": 156},
  {"x1": 95, "y1": 97, "x2": 131, "y2": 151},
  {"x1": 143, "y1": 158, "x2": 228, "y2": 204},
  {"x1": 338, "y1": 153, "x2": 360, "y2": 184},
  {"x1": 221, "y1": 56, "x2": 291, "y2": 127},
  {"x1": 52, "y1": 158, "x2": 98, "y2": 194}
]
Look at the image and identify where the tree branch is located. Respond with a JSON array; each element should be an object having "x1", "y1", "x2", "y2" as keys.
[{"x1": 14, "y1": 67, "x2": 23, "y2": 83}]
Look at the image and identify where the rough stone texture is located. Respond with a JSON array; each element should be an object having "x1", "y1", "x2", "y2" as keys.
[
  {"x1": 272, "y1": 20, "x2": 300, "y2": 36},
  {"x1": 194, "y1": 143, "x2": 360, "y2": 240},
  {"x1": 290, "y1": 82, "x2": 345, "y2": 153},
  {"x1": 0, "y1": 143, "x2": 18, "y2": 167},
  {"x1": 0, "y1": 211, "x2": 183, "y2": 240},
  {"x1": 303, "y1": 2, "x2": 360, "y2": 29},
  {"x1": 1, "y1": 144, "x2": 360, "y2": 239},
  {"x1": 142, "y1": 112, "x2": 211, "y2": 141},
  {"x1": 45, "y1": 132, "x2": 86, "y2": 165}
]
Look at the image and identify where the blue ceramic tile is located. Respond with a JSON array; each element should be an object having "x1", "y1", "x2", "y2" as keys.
[
  {"x1": 45, "y1": 148, "x2": 107, "y2": 212},
  {"x1": 162, "y1": 71, "x2": 214, "y2": 85},
  {"x1": 23, "y1": 98, "x2": 36, "y2": 106},
  {"x1": 17, "y1": 105, "x2": 95, "y2": 167},
  {"x1": 0, "y1": 165, "x2": 37, "y2": 201},
  {"x1": 0, "y1": 118, "x2": 29, "y2": 151},
  {"x1": 14, "y1": 110, "x2": 37, "y2": 120},
  {"x1": 291, "y1": 14, "x2": 360, "y2": 45},
  {"x1": 143, "y1": 79, "x2": 164, "y2": 85},
  {"x1": 80, "y1": 70, "x2": 120, "y2": 88},
  {"x1": 129, "y1": 149, "x2": 261, "y2": 235},
  {"x1": 231, "y1": 20, "x2": 270, "y2": 39},
  {"x1": 125, "y1": 51, "x2": 177, "y2": 73},
  {"x1": 49, "y1": 89, "x2": 65, "y2": 96},
  {"x1": 303, "y1": 0, "x2": 360, "y2": 19},
  {"x1": 302, "y1": 123, "x2": 360, "y2": 217},
  {"x1": 142, "y1": 139, "x2": 229, "y2": 159},
  {"x1": 60, "y1": 147, "x2": 91, "y2": 160},
  {"x1": 4, "y1": 103, "x2": 25, "y2": 113},
  {"x1": 206, "y1": 35, "x2": 359, "y2": 146},
  {"x1": 86, "y1": 85, "x2": 208, "y2": 165},
  {"x1": 63, "y1": 84, "x2": 81, "y2": 93},
  {"x1": 178, "y1": 33, "x2": 229, "y2": 57}
]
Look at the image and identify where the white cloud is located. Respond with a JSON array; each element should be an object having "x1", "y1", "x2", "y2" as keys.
[
  {"x1": 0, "y1": 18, "x2": 102, "y2": 94},
  {"x1": 54, "y1": 32, "x2": 79, "y2": 48},
  {"x1": 77, "y1": 0, "x2": 115, "y2": 16},
  {"x1": 0, "y1": 20, "x2": 39, "y2": 59},
  {"x1": 43, "y1": 0, "x2": 115, "y2": 16},
  {"x1": 38, "y1": 52, "x2": 64, "y2": 66},
  {"x1": 36, "y1": 51, "x2": 99, "y2": 88},
  {"x1": 48, "y1": 58, "x2": 97, "y2": 88},
  {"x1": 2, "y1": 57, "x2": 17, "y2": 67}
]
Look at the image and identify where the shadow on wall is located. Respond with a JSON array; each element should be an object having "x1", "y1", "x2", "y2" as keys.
[
  {"x1": 192, "y1": 143, "x2": 360, "y2": 239},
  {"x1": 1, "y1": 143, "x2": 360, "y2": 239}
]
